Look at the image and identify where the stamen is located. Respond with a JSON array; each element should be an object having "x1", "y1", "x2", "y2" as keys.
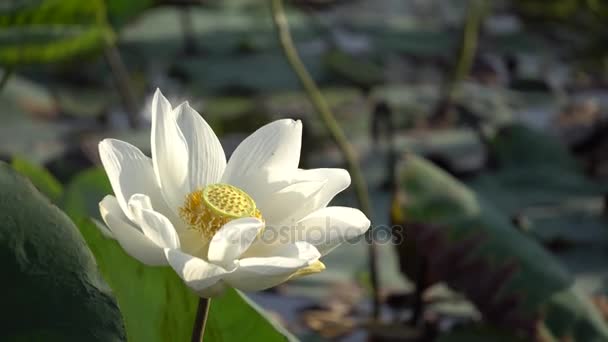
[{"x1": 180, "y1": 183, "x2": 262, "y2": 239}]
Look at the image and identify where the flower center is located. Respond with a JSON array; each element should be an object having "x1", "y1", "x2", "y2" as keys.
[{"x1": 179, "y1": 183, "x2": 262, "y2": 239}]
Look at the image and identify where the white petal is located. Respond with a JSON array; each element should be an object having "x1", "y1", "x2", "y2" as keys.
[
  {"x1": 128, "y1": 194, "x2": 180, "y2": 249},
  {"x1": 226, "y1": 242, "x2": 320, "y2": 291},
  {"x1": 177, "y1": 229, "x2": 208, "y2": 260},
  {"x1": 297, "y1": 207, "x2": 370, "y2": 255},
  {"x1": 222, "y1": 119, "x2": 302, "y2": 189},
  {"x1": 236, "y1": 168, "x2": 350, "y2": 228},
  {"x1": 124, "y1": 193, "x2": 202, "y2": 256},
  {"x1": 151, "y1": 89, "x2": 190, "y2": 212},
  {"x1": 238, "y1": 256, "x2": 309, "y2": 272},
  {"x1": 272, "y1": 168, "x2": 351, "y2": 224},
  {"x1": 174, "y1": 102, "x2": 226, "y2": 190},
  {"x1": 128, "y1": 193, "x2": 153, "y2": 211},
  {"x1": 259, "y1": 180, "x2": 326, "y2": 225},
  {"x1": 226, "y1": 260, "x2": 306, "y2": 291},
  {"x1": 98, "y1": 139, "x2": 160, "y2": 221},
  {"x1": 99, "y1": 195, "x2": 167, "y2": 265},
  {"x1": 296, "y1": 168, "x2": 351, "y2": 208},
  {"x1": 207, "y1": 218, "x2": 264, "y2": 267},
  {"x1": 250, "y1": 240, "x2": 321, "y2": 259},
  {"x1": 164, "y1": 248, "x2": 233, "y2": 296},
  {"x1": 244, "y1": 225, "x2": 321, "y2": 259}
]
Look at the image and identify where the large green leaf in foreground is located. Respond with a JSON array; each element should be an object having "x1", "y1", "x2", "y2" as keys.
[
  {"x1": 0, "y1": 0, "x2": 114, "y2": 66},
  {"x1": 394, "y1": 154, "x2": 608, "y2": 341},
  {"x1": 0, "y1": 162, "x2": 125, "y2": 341},
  {"x1": 64, "y1": 168, "x2": 293, "y2": 342}
]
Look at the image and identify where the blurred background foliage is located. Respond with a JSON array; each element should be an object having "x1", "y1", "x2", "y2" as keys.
[{"x1": 1, "y1": 0, "x2": 608, "y2": 341}]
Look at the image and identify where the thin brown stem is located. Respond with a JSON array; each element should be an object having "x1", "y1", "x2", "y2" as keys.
[
  {"x1": 104, "y1": 44, "x2": 140, "y2": 129},
  {"x1": 410, "y1": 257, "x2": 427, "y2": 326},
  {"x1": 179, "y1": 6, "x2": 199, "y2": 55},
  {"x1": 270, "y1": 0, "x2": 380, "y2": 319},
  {"x1": 0, "y1": 68, "x2": 13, "y2": 92},
  {"x1": 191, "y1": 298, "x2": 211, "y2": 342}
]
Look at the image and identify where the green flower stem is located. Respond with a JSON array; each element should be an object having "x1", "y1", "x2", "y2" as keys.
[
  {"x1": 449, "y1": 0, "x2": 486, "y2": 99},
  {"x1": 191, "y1": 298, "x2": 211, "y2": 342},
  {"x1": 270, "y1": 0, "x2": 380, "y2": 319},
  {"x1": 434, "y1": 0, "x2": 486, "y2": 123}
]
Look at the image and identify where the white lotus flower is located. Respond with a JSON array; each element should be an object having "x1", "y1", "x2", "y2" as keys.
[{"x1": 98, "y1": 89, "x2": 370, "y2": 297}]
